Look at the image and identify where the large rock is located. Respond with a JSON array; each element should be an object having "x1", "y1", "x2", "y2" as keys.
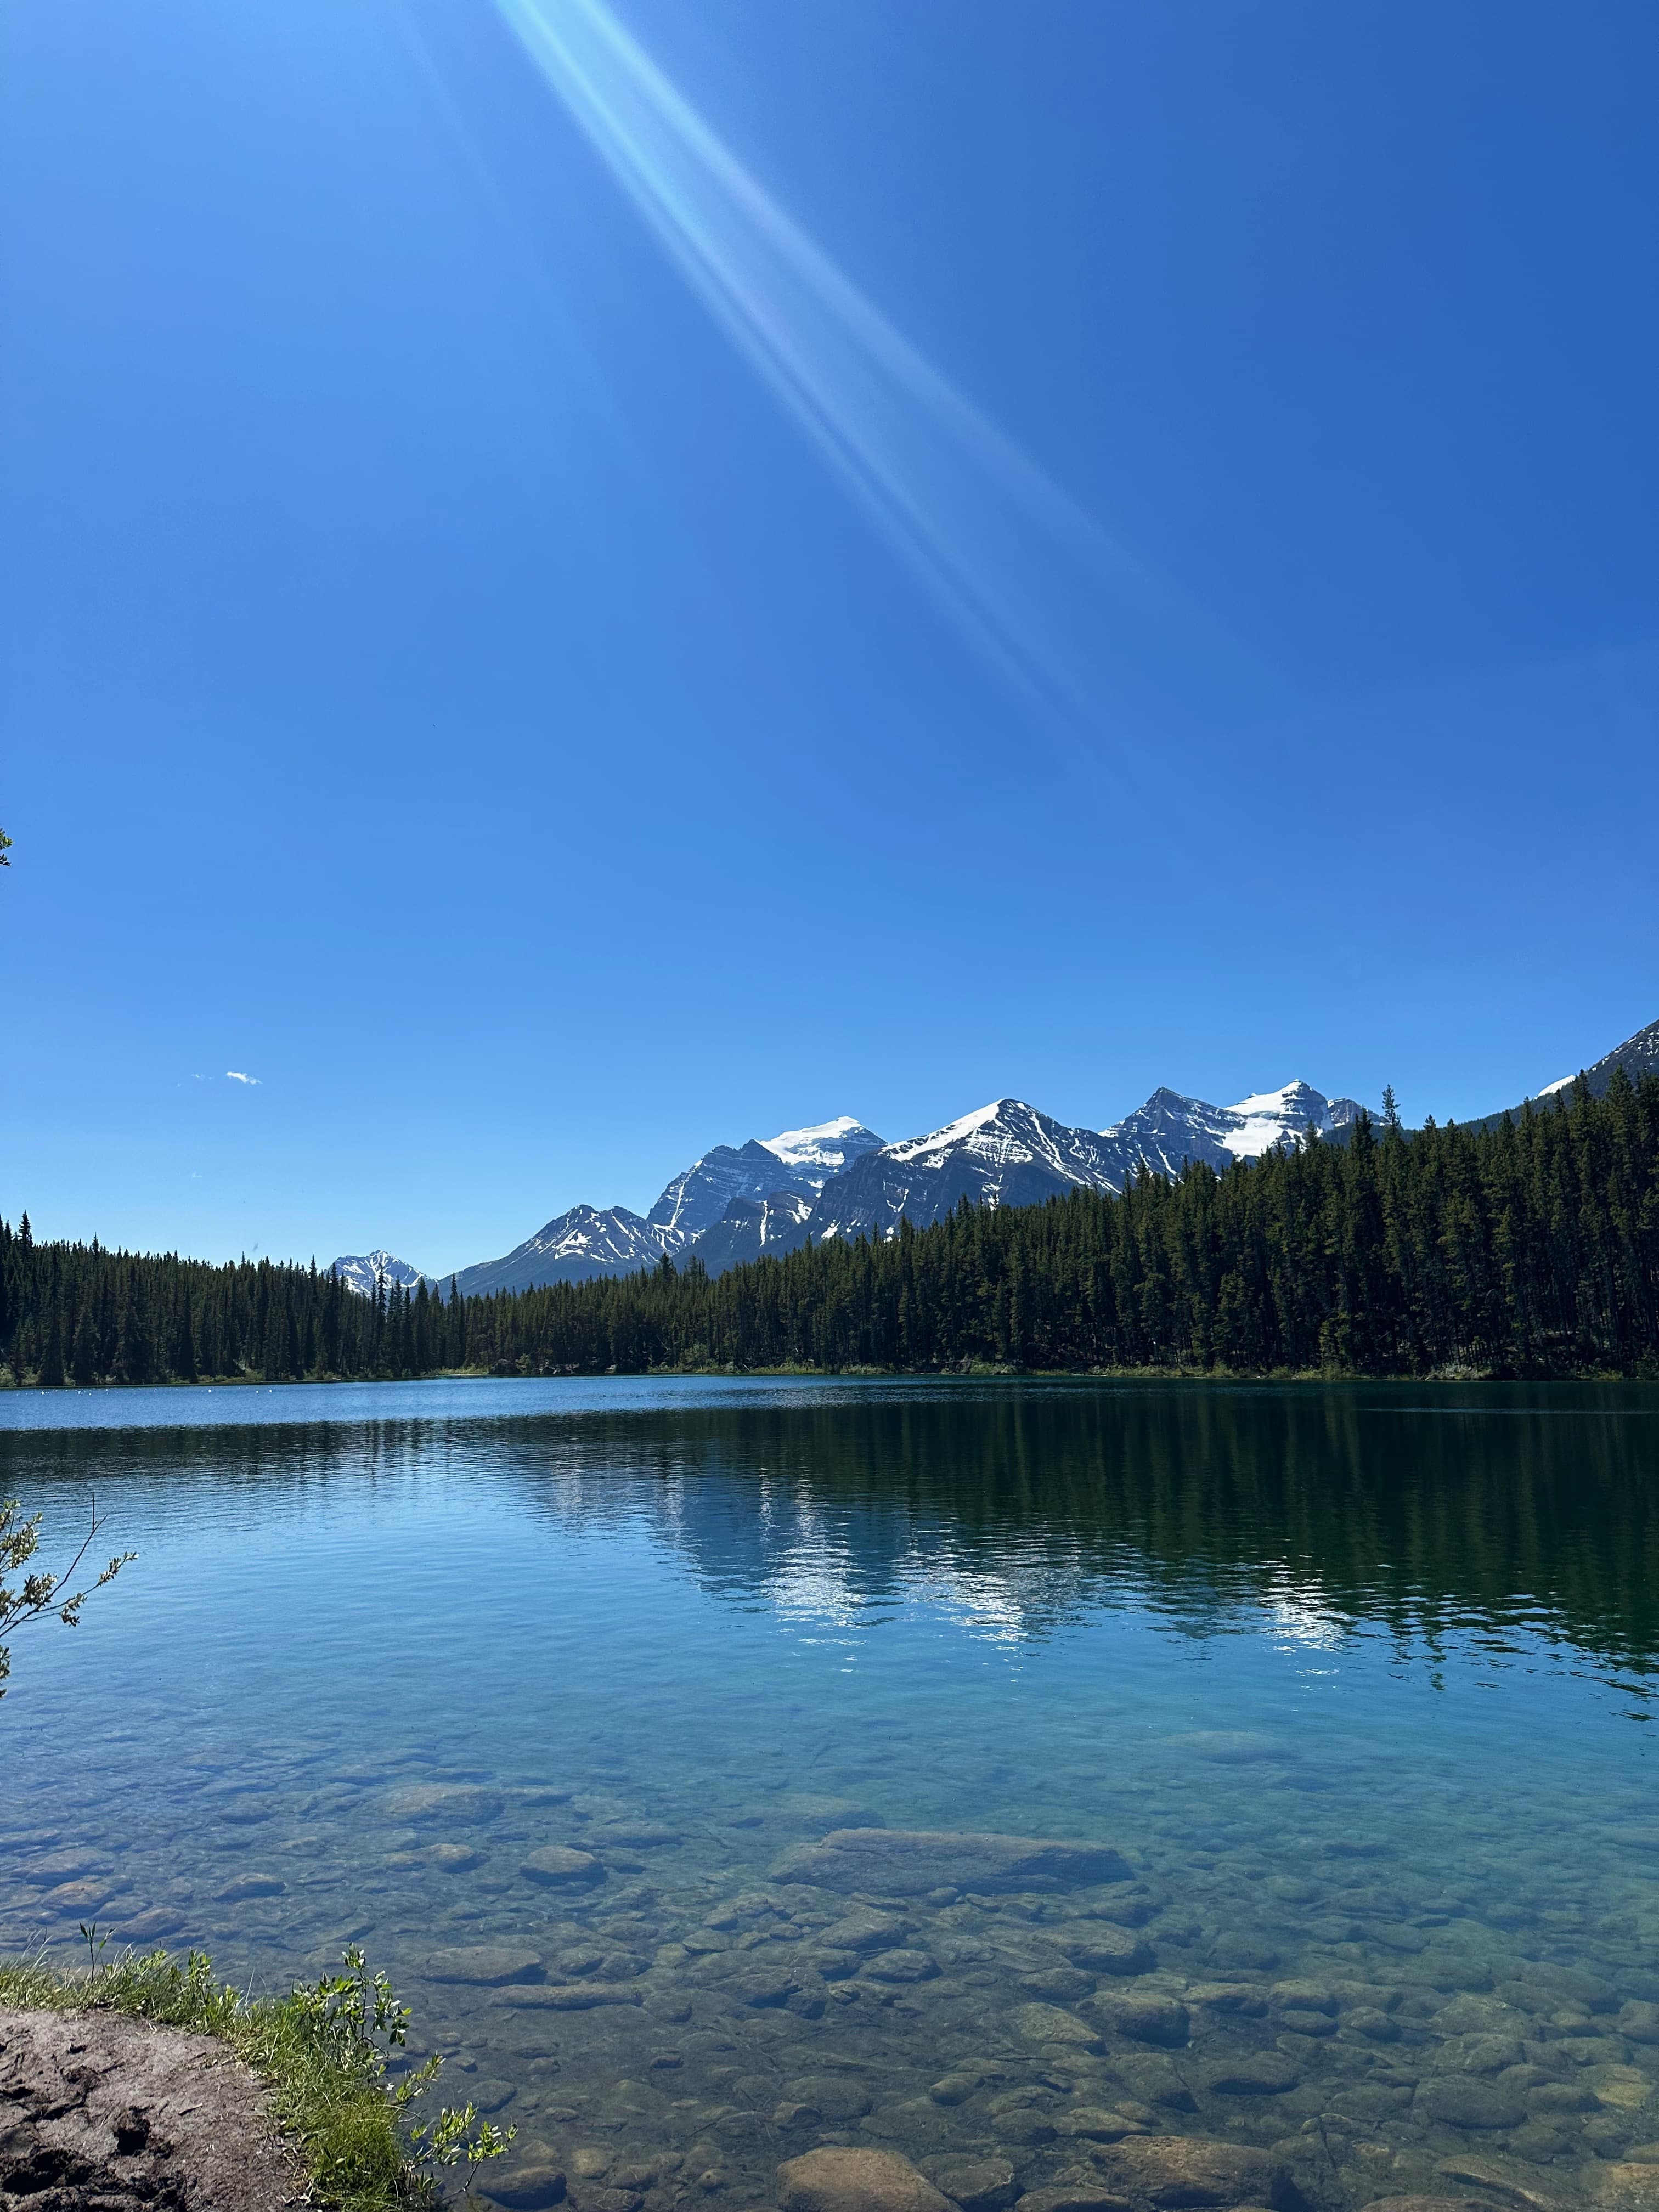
[
  {"x1": 382, "y1": 1783, "x2": 503, "y2": 1823},
  {"x1": 1588, "y1": 2169, "x2": 1659, "y2": 2212},
  {"x1": 772, "y1": 1829, "x2": 1129, "y2": 1895},
  {"x1": 778, "y1": 2148, "x2": 952, "y2": 2212},
  {"x1": 920, "y1": 2156, "x2": 1018, "y2": 2212},
  {"x1": 492, "y1": 1983, "x2": 642, "y2": 2010},
  {"x1": 1358, "y1": 2200, "x2": 1493, "y2": 2212},
  {"x1": 1057, "y1": 1925, "x2": 1155, "y2": 1975},
  {"x1": 425, "y1": 1945, "x2": 544, "y2": 1985},
  {"x1": 484, "y1": 2165, "x2": 568, "y2": 2210},
  {"x1": 1016, "y1": 2002, "x2": 1104, "y2": 2051},
  {"x1": 1090, "y1": 1994, "x2": 1190, "y2": 2048},
  {"x1": 522, "y1": 1846, "x2": 605, "y2": 1886},
  {"x1": 1415, "y1": 2079, "x2": 1525, "y2": 2130},
  {"x1": 1085, "y1": 2136, "x2": 1289, "y2": 2209}
]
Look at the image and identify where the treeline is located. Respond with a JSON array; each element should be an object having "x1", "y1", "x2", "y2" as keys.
[
  {"x1": 0, "y1": 1240, "x2": 467, "y2": 1387},
  {"x1": 4, "y1": 1073, "x2": 1659, "y2": 1385}
]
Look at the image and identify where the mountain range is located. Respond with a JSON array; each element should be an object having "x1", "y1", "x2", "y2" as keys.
[{"x1": 332, "y1": 1015, "x2": 1659, "y2": 1300}]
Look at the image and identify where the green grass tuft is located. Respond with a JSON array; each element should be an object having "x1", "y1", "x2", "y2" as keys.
[{"x1": 0, "y1": 1944, "x2": 432, "y2": 2209}]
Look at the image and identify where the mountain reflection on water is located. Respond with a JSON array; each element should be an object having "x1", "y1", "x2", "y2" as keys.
[{"x1": 9, "y1": 1377, "x2": 1658, "y2": 1674}]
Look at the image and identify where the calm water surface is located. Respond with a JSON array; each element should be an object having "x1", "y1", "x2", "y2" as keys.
[{"x1": 3, "y1": 1377, "x2": 1658, "y2": 2212}]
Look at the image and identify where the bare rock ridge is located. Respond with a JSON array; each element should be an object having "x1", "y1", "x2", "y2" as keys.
[{"x1": 0, "y1": 2007, "x2": 294, "y2": 2211}]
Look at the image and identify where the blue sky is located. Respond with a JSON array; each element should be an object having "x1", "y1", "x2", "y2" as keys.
[{"x1": 4, "y1": 0, "x2": 1657, "y2": 1274}]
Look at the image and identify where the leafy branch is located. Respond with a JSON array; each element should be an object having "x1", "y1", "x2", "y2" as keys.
[{"x1": 0, "y1": 1494, "x2": 136, "y2": 1699}]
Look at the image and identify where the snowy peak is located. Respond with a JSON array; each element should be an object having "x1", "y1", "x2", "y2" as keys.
[
  {"x1": 808, "y1": 1100, "x2": 1130, "y2": 1244},
  {"x1": 452, "y1": 1203, "x2": 678, "y2": 1299},
  {"x1": 758, "y1": 1118, "x2": 884, "y2": 1176},
  {"x1": 330, "y1": 1249, "x2": 434, "y2": 1299},
  {"x1": 1099, "y1": 1081, "x2": 1369, "y2": 1181},
  {"x1": 1221, "y1": 1080, "x2": 1367, "y2": 1155},
  {"x1": 647, "y1": 1117, "x2": 883, "y2": 1240}
]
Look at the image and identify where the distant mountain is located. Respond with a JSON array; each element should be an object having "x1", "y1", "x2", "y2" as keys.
[
  {"x1": 330, "y1": 1249, "x2": 434, "y2": 1299},
  {"x1": 805, "y1": 1099, "x2": 1131, "y2": 1245},
  {"x1": 647, "y1": 1118, "x2": 884, "y2": 1240},
  {"x1": 792, "y1": 1082, "x2": 1370, "y2": 1252},
  {"x1": 451, "y1": 1204, "x2": 676, "y2": 1299},
  {"x1": 1101, "y1": 1080, "x2": 1369, "y2": 1178},
  {"x1": 453, "y1": 1117, "x2": 884, "y2": 1298},
  {"x1": 449, "y1": 1090, "x2": 1377, "y2": 1290},
  {"x1": 1474, "y1": 1015, "x2": 1659, "y2": 1131}
]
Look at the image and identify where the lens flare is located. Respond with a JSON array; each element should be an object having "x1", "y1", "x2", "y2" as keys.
[{"x1": 489, "y1": 0, "x2": 1267, "y2": 756}]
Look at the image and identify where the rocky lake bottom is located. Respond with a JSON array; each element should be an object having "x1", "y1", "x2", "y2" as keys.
[{"x1": 3, "y1": 1377, "x2": 1657, "y2": 2212}]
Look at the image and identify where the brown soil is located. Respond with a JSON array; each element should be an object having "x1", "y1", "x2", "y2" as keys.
[{"x1": 0, "y1": 2006, "x2": 298, "y2": 2209}]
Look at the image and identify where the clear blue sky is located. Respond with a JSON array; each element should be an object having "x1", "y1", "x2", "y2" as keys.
[{"x1": 4, "y1": 0, "x2": 1657, "y2": 1274}]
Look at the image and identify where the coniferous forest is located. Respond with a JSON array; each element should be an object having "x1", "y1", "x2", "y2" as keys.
[{"x1": 3, "y1": 1073, "x2": 1658, "y2": 1386}]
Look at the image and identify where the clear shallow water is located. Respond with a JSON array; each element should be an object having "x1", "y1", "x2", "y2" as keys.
[{"x1": 3, "y1": 1376, "x2": 1659, "y2": 2212}]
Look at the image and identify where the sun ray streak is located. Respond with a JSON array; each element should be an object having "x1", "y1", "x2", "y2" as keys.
[{"x1": 489, "y1": 0, "x2": 1272, "y2": 759}]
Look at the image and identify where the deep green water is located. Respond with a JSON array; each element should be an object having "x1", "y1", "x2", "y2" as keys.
[{"x1": 3, "y1": 1377, "x2": 1658, "y2": 2212}]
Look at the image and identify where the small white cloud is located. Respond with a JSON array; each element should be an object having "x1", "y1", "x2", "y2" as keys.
[{"x1": 225, "y1": 1070, "x2": 261, "y2": 1085}]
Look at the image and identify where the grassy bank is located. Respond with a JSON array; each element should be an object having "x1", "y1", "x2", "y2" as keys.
[{"x1": 0, "y1": 1944, "x2": 430, "y2": 2209}]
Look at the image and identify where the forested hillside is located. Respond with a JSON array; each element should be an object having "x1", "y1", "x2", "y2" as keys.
[{"x1": 4, "y1": 1072, "x2": 1658, "y2": 1385}]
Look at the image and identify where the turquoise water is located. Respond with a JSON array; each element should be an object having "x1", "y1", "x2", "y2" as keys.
[{"x1": 3, "y1": 1377, "x2": 1658, "y2": 2212}]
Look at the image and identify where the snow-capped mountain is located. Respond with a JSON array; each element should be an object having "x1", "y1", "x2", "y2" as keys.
[
  {"x1": 1099, "y1": 1080, "x2": 1368, "y2": 1179},
  {"x1": 451, "y1": 1204, "x2": 679, "y2": 1299},
  {"x1": 806, "y1": 1099, "x2": 1130, "y2": 1244},
  {"x1": 444, "y1": 1086, "x2": 1375, "y2": 1292},
  {"x1": 794, "y1": 1083, "x2": 1369, "y2": 1250},
  {"x1": 647, "y1": 1118, "x2": 884, "y2": 1240},
  {"x1": 453, "y1": 1117, "x2": 885, "y2": 1298},
  {"x1": 330, "y1": 1250, "x2": 435, "y2": 1299}
]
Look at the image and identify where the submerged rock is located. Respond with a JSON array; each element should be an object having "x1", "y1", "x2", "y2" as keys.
[
  {"x1": 822, "y1": 1906, "x2": 909, "y2": 1953},
  {"x1": 1589, "y1": 2168, "x2": 1659, "y2": 2212},
  {"x1": 521, "y1": 1846, "x2": 605, "y2": 1886},
  {"x1": 1090, "y1": 1994, "x2": 1190, "y2": 2048},
  {"x1": 382, "y1": 1783, "x2": 504, "y2": 1823},
  {"x1": 1085, "y1": 2135, "x2": 1289, "y2": 2208},
  {"x1": 1015, "y1": 2002, "x2": 1103, "y2": 2051},
  {"x1": 777, "y1": 2147, "x2": 952, "y2": 2212},
  {"x1": 215, "y1": 1873, "x2": 285, "y2": 1903},
  {"x1": 777, "y1": 2075, "x2": 875, "y2": 2124},
  {"x1": 1357, "y1": 2199, "x2": 1492, "y2": 2212},
  {"x1": 483, "y1": 2163, "x2": 568, "y2": 2209},
  {"x1": 425, "y1": 1945, "x2": 544, "y2": 1985},
  {"x1": 493, "y1": 1982, "x2": 642, "y2": 2009},
  {"x1": 1057, "y1": 1925, "x2": 1155, "y2": 1976},
  {"x1": 772, "y1": 1829, "x2": 1130, "y2": 1896},
  {"x1": 1199, "y1": 2052, "x2": 1300, "y2": 2096},
  {"x1": 1416, "y1": 2079, "x2": 1526, "y2": 2130},
  {"x1": 113, "y1": 1905, "x2": 187, "y2": 1942},
  {"x1": 920, "y1": 2155, "x2": 1018, "y2": 2212}
]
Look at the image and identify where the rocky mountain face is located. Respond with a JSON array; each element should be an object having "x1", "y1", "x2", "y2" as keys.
[
  {"x1": 329, "y1": 1249, "x2": 434, "y2": 1299},
  {"x1": 647, "y1": 1119, "x2": 884, "y2": 1242},
  {"x1": 797, "y1": 1082, "x2": 1369, "y2": 1250},
  {"x1": 690, "y1": 1190, "x2": 814, "y2": 1276},
  {"x1": 453, "y1": 1119, "x2": 885, "y2": 1299},
  {"x1": 450, "y1": 1204, "x2": 672, "y2": 1299}
]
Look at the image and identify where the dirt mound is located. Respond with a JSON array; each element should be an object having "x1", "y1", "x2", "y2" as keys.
[{"x1": 0, "y1": 2006, "x2": 295, "y2": 2209}]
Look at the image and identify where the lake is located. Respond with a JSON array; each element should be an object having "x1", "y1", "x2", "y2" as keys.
[{"x1": 3, "y1": 1376, "x2": 1658, "y2": 2212}]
